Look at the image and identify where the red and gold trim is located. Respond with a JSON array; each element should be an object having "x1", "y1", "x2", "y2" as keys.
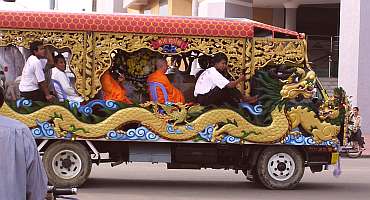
[{"x1": 0, "y1": 11, "x2": 299, "y2": 38}]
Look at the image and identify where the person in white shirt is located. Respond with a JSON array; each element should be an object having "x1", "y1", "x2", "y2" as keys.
[
  {"x1": 348, "y1": 106, "x2": 365, "y2": 150},
  {"x1": 194, "y1": 53, "x2": 257, "y2": 107},
  {"x1": 19, "y1": 41, "x2": 55, "y2": 102},
  {"x1": 51, "y1": 54, "x2": 83, "y2": 103}
]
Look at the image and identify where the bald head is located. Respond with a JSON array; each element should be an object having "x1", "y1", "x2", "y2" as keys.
[{"x1": 155, "y1": 58, "x2": 168, "y2": 73}]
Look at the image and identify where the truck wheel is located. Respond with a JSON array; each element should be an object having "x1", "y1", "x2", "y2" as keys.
[
  {"x1": 43, "y1": 141, "x2": 92, "y2": 187},
  {"x1": 256, "y1": 146, "x2": 304, "y2": 190}
]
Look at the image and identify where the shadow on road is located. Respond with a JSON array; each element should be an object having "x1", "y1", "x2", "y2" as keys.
[
  {"x1": 82, "y1": 177, "x2": 369, "y2": 192},
  {"x1": 84, "y1": 178, "x2": 260, "y2": 189}
]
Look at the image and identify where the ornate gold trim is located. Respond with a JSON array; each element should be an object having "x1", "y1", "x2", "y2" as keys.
[
  {"x1": 0, "y1": 29, "x2": 90, "y2": 98},
  {"x1": 92, "y1": 33, "x2": 246, "y2": 98},
  {"x1": 252, "y1": 37, "x2": 306, "y2": 69}
]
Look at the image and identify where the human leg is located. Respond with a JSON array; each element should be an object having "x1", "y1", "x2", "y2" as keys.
[
  {"x1": 20, "y1": 89, "x2": 47, "y2": 102},
  {"x1": 196, "y1": 87, "x2": 250, "y2": 107},
  {"x1": 355, "y1": 129, "x2": 365, "y2": 149}
]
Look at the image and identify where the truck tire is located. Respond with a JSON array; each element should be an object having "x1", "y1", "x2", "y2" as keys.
[
  {"x1": 43, "y1": 141, "x2": 92, "y2": 187},
  {"x1": 256, "y1": 146, "x2": 304, "y2": 190}
]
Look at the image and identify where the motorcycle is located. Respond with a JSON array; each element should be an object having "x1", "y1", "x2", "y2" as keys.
[
  {"x1": 340, "y1": 140, "x2": 364, "y2": 158},
  {"x1": 340, "y1": 128, "x2": 364, "y2": 158}
]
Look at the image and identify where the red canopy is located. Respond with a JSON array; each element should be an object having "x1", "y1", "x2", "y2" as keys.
[{"x1": 0, "y1": 11, "x2": 300, "y2": 38}]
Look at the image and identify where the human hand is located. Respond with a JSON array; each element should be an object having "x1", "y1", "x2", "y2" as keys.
[
  {"x1": 238, "y1": 75, "x2": 247, "y2": 82},
  {"x1": 46, "y1": 94, "x2": 55, "y2": 102}
]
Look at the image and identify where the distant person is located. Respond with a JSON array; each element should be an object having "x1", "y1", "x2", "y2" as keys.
[
  {"x1": 19, "y1": 41, "x2": 55, "y2": 102},
  {"x1": 0, "y1": 80, "x2": 48, "y2": 200},
  {"x1": 349, "y1": 106, "x2": 366, "y2": 150},
  {"x1": 147, "y1": 57, "x2": 185, "y2": 104},
  {"x1": 194, "y1": 53, "x2": 257, "y2": 107},
  {"x1": 51, "y1": 54, "x2": 83, "y2": 103}
]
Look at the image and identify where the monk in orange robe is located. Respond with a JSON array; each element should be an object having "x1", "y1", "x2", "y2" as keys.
[
  {"x1": 147, "y1": 58, "x2": 185, "y2": 104},
  {"x1": 101, "y1": 71, "x2": 132, "y2": 104}
]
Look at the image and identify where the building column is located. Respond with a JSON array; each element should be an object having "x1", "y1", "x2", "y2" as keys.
[
  {"x1": 338, "y1": 0, "x2": 370, "y2": 134},
  {"x1": 169, "y1": 0, "x2": 192, "y2": 16},
  {"x1": 283, "y1": 1, "x2": 299, "y2": 31}
]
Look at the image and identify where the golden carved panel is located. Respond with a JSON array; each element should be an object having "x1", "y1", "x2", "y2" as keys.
[
  {"x1": 252, "y1": 38, "x2": 306, "y2": 69},
  {"x1": 93, "y1": 33, "x2": 246, "y2": 98},
  {"x1": 244, "y1": 39, "x2": 253, "y2": 95},
  {"x1": 0, "y1": 29, "x2": 90, "y2": 98}
]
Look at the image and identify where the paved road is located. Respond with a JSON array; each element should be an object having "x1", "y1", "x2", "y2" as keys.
[{"x1": 78, "y1": 158, "x2": 370, "y2": 200}]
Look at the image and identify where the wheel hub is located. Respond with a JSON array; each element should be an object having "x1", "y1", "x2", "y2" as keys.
[
  {"x1": 267, "y1": 153, "x2": 296, "y2": 181},
  {"x1": 277, "y1": 162, "x2": 287, "y2": 171},
  {"x1": 61, "y1": 158, "x2": 73, "y2": 169},
  {"x1": 52, "y1": 150, "x2": 82, "y2": 180}
]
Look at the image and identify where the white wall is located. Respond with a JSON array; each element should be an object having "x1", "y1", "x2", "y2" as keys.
[
  {"x1": 338, "y1": 0, "x2": 360, "y2": 105},
  {"x1": 357, "y1": 0, "x2": 370, "y2": 134},
  {"x1": 198, "y1": 0, "x2": 225, "y2": 18},
  {"x1": 97, "y1": 0, "x2": 114, "y2": 13},
  {"x1": 338, "y1": 0, "x2": 370, "y2": 134},
  {"x1": 0, "y1": 0, "x2": 50, "y2": 11},
  {"x1": 198, "y1": 0, "x2": 253, "y2": 18},
  {"x1": 198, "y1": 0, "x2": 209, "y2": 17},
  {"x1": 56, "y1": 0, "x2": 92, "y2": 12}
]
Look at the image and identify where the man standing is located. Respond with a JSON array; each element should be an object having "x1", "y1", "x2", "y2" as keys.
[
  {"x1": 19, "y1": 41, "x2": 54, "y2": 102},
  {"x1": 0, "y1": 80, "x2": 48, "y2": 200},
  {"x1": 147, "y1": 57, "x2": 185, "y2": 104}
]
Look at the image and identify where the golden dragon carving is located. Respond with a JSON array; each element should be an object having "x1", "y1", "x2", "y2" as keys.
[
  {"x1": 287, "y1": 106, "x2": 340, "y2": 143},
  {"x1": 0, "y1": 102, "x2": 289, "y2": 143}
]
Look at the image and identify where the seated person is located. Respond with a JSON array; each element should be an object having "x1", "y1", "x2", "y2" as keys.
[
  {"x1": 194, "y1": 53, "x2": 257, "y2": 107},
  {"x1": 147, "y1": 57, "x2": 185, "y2": 104},
  {"x1": 101, "y1": 70, "x2": 132, "y2": 104},
  {"x1": 348, "y1": 107, "x2": 365, "y2": 150},
  {"x1": 51, "y1": 54, "x2": 84, "y2": 103},
  {"x1": 19, "y1": 41, "x2": 55, "y2": 102},
  {"x1": 194, "y1": 54, "x2": 211, "y2": 80}
]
